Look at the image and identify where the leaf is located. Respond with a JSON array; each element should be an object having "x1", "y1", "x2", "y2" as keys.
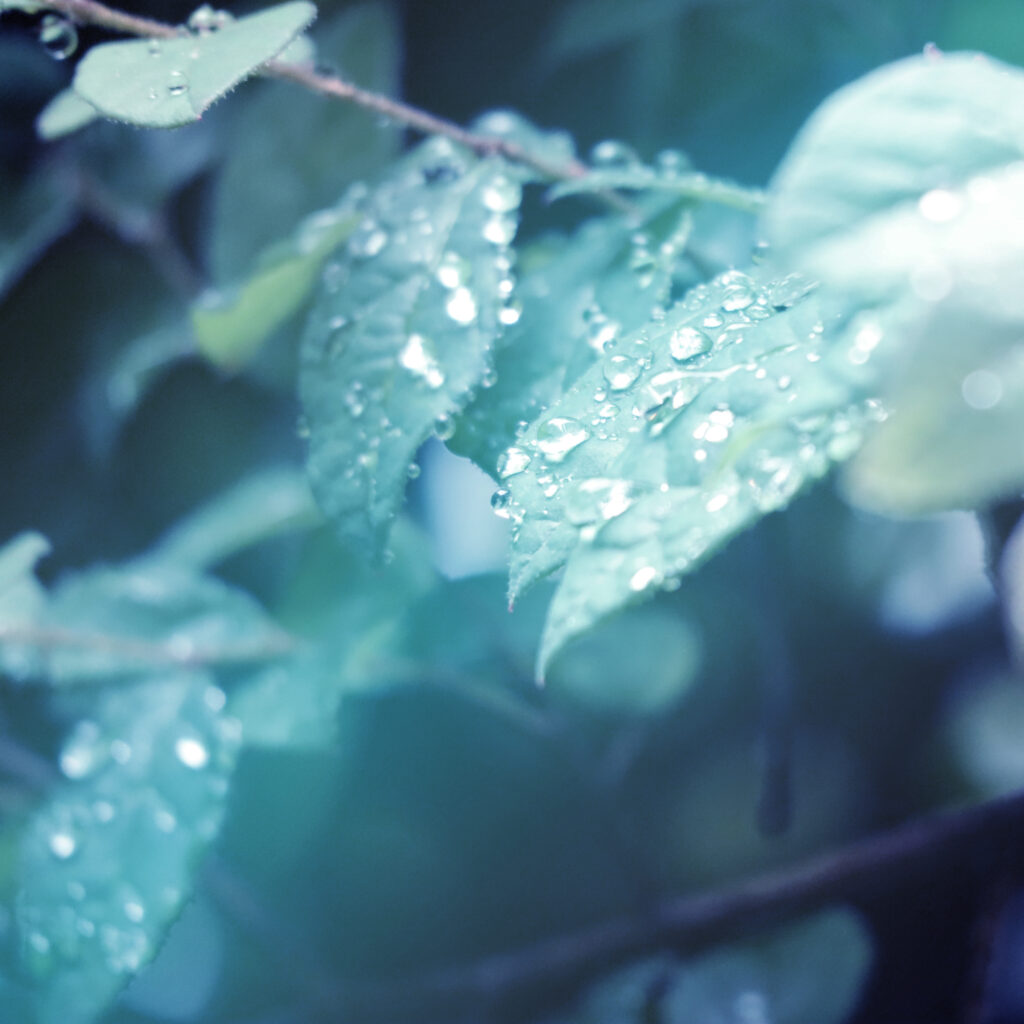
[
  {"x1": 71, "y1": 1, "x2": 317, "y2": 129},
  {"x1": 35, "y1": 89, "x2": 100, "y2": 141},
  {"x1": 547, "y1": 164, "x2": 766, "y2": 212},
  {"x1": 300, "y1": 137, "x2": 526, "y2": 554},
  {"x1": 0, "y1": 532, "x2": 50, "y2": 681},
  {"x1": 150, "y1": 465, "x2": 320, "y2": 572},
  {"x1": 192, "y1": 197, "x2": 363, "y2": 370},
  {"x1": 500, "y1": 268, "x2": 876, "y2": 678},
  {"x1": 450, "y1": 195, "x2": 695, "y2": 474},
  {"x1": 208, "y1": 1, "x2": 402, "y2": 281},
  {"x1": 16, "y1": 670, "x2": 241, "y2": 1024},
  {"x1": 764, "y1": 51, "x2": 1024, "y2": 512},
  {"x1": 575, "y1": 907, "x2": 870, "y2": 1024}
]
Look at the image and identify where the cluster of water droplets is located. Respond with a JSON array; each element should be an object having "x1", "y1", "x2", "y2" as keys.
[{"x1": 18, "y1": 677, "x2": 241, "y2": 986}]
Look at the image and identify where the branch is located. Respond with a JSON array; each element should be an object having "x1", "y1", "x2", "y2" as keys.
[
  {"x1": 33, "y1": 0, "x2": 590, "y2": 183},
  {"x1": 317, "y1": 789, "x2": 1024, "y2": 1020}
]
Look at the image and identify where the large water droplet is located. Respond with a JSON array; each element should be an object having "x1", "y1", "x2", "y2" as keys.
[
  {"x1": 436, "y1": 251, "x2": 469, "y2": 289},
  {"x1": 174, "y1": 735, "x2": 209, "y2": 770},
  {"x1": 399, "y1": 333, "x2": 445, "y2": 388},
  {"x1": 629, "y1": 566, "x2": 660, "y2": 591},
  {"x1": 603, "y1": 354, "x2": 642, "y2": 391},
  {"x1": 590, "y1": 139, "x2": 640, "y2": 168},
  {"x1": 497, "y1": 446, "x2": 531, "y2": 478},
  {"x1": 39, "y1": 14, "x2": 78, "y2": 60},
  {"x1": 535, "y1": 417, "x2": 589, "y2": 462},
  {"x1": 669, "y1": 325, "x2": 713, "y2": 362},
  {"x1": 491, "y1": 489, "x2": 512, "y2": 519},
  {"x1": 433, "y1": 413, "x2": 455, "y2": 441},
  {"x1": 167, "y1": 70, "x2": 189, "y2": 97},
  {"x1": 446, "y1": 287, "x2": 478, "y2": 324},
  {"x1": 919, "y1": 187, "x2": 962, "y2": 223},
  {"x1": 49, "y1": 828, "x2": 78, "y2": 860},
  {"x1": 483, "y1": 215, "x2": 516, "y2": 246},
  {"x1": 481, "y1": 175, "x2": 521, "y2": 213}
]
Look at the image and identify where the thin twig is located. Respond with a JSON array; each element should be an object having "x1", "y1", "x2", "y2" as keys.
[{"x1": 33, "y1": 0, "x2": 590, "y2": 183}]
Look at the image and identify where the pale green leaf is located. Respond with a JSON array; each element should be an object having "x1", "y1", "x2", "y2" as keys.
[
  {"x1": 300, "y1": 137, "x2": 526, "y2": 553},
  {"x1": 209, "y1": 2, "x2": 402, "y2": 280},
  {"x1": 764, "y1": 52, "x2": 1024, "y2": 513},
  {"x1": 548, "y1": 164, "x2": 766, "y2": 212},
  {"x1": 501, "y1": 269, "x2": 874, "y2": 677},
  {"x1": 72, "y1": 1, "x2": 316, "y2": 129},
  {"x1": 0, "y1": 532, "x2": 50, "y2": 681},
  {"x1": 16, "y1": 671, "x2": 240, "y2": 1024},
  {"x1": 192, "y1": 197, "x2": 363, "y2": 370},
  {"x1": 35, "y1": 88, "x2": 99, "y2": 141},
  {"x1": 451, "y1": 196, "x2": 695, "y2": 474}
]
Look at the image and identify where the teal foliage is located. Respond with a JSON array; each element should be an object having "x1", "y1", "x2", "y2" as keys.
[{"x1": 2, "y1": 2, "x2": 1024, "y2": 1023}]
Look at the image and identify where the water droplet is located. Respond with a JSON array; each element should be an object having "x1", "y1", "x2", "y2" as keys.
[
  {"x1": 483, "y1": 214, "x2": 516, "y2": 246},
  {"x1": 962, "y1": 368, "x2": 1003, "y2": 410},
  {"x1": 499, "y1": 300, "x2": 522, "y2": 326},
  {"x1": 167, "y1": 70, "x2": 189, "y2": 97},
  {"x1": 919, "y1": 187, "x2": 962, "y2": 223},
  {"x1": 60, "y1": 720, "x2": 103, "y2": 780},
  {"x1": 603, "y1": 354, "x2": 642, "y2": 391},
  {"x1": 407, "y1": 462, "x2": 421, "y2": 480},
  {"x1": 590, "y1": 139, "x2": 640, "y2": 168},
  {"x1": 39, "y1": 14, "x2": 78, "y2": 60},
  {"x1": 124, "y1": 900, "x2": 145, "y2": 923},
  {"x1": 446, "y1": 287, "x2": 478, "y2": 324},
  {"x1": 565, "y1": 478, "x2": 635, "y2": 525},
  {"x1": 188, "y1": 3, "x2": 231, "y2": 33},
  {"x1": 481, "y1": 175, "x2": 521, "y2": 213},
  {"x1": 491, "y1": 489, "x2": 512, "y2": 519},
  {"x1": 433, "y1": 413, "x2": 455, "y2": 441},
  {"x1": 49, "y1": 829, "x2": 77, "y2": 860},
  {"x1": 629, "y1": 566, "x2": 660, "y2": 591},
  {"x1": 148, "y1": 38, "x2": 162, "y2": 56},
  {"x1": 175, "y1": 735, "x2": 209, "y2": 770},
  {"x1": 497, "y1": 446, "x2": 531, "y2": 478},
  {"x1": 584, "y1": 308, "x2": 619, "y2": 352},
  {"x1": 399, "y1": 333, "x2": 445, "y2": 388},
  {"x1": 436, "y1": 251, "x2": 469, "y2": 289},
  {"x1": 349, "y1": 220, "x2": 387, "y2": 258},
  {"x1": 535, "y1": 417, "x2": 589, "y2": 462},
  {"x1": 721, "y1": 282, "x2": 755, "y2": 311},
  {"x1": 766, "y1": 272, "x2": 814, "y2": 310},
  {"x1": 655, "y1": 148, "x2": 690, "y2": 175},
  {"x1": 669, "y1": 325, "x2": 713, "y2": 362}
]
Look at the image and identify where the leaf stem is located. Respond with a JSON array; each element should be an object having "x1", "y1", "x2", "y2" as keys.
[{"x1": 32, "y1": 0, "x2": 590, "y2": 183}]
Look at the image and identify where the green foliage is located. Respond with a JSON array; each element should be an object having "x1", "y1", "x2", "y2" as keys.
[
  {"x1": 72, "y1": 2, "x2": 316, "y2": 128},
  {"x1": 2, "y1": 2, "x2": 1024, "y2": 1022}
]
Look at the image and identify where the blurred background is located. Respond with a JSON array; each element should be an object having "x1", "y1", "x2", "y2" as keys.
[{"x1": 2, "y1": 1, "x2": 1024, "y2": 1022}]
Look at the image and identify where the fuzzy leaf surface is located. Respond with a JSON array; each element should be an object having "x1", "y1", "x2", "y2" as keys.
[
  {"x1": 72, "y1": 2, "x2": 316, "y2": 129},
  {"x1": 300, "y1": 137, "x2": 525, "y2": 553}
]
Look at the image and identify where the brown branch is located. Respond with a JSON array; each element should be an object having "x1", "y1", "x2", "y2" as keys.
[
  {"x1": 33, "y1": 0, "x2": 590, "y2": 183},
  {"x1": 314, "y1": 789, "x2": 1024, "y2": 1020}
]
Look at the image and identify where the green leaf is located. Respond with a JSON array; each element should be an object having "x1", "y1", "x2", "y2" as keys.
[
  {"x1": 208, "y1": 2, "x2": 402, "y2": 280},
  {"x1": 150, "y1": 465, "x2": 320, "y2": 572},
  {"x1": 71, "y1": 1, "x2": 316, "y2": 129},
  {"x1": 300, "y1": 137, "x2": 526, "y2": 553},
  {"x1": 192, "y1": 197, "x2": 363, "y2": 370},
  {"x1": 575, "y1": 907, "x2": 870, "y2": 1024},
  {"x1": 450, "y1": 196, "x2": 695, "y2": 474},
  {"x1": 16, "y1": 670, "x2": 240, "y2": 1024},
  {"x1": 547, "y1": 164, "x2": 766, "y2": 212},
  {"x1": 35, "y1": 89, "x2": 100, "y2": 141},
  {"x1": 764, "y1": 52, "x2": 1024, "y2": 512},
  {"x1": 501, "y1": 269, "x2": 875, "y2": 678},
  {"x1": 0, "y1": 532, "x2": 50, "y2": 681}
]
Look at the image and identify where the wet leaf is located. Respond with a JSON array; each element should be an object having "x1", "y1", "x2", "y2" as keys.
[
  {"x1": 300, "y1": 137, "x2": 526, "y2": 554},
  {"x1": 501, "y1": 269, "x2": 877, "y2": 677},
  {"x1": 72, "y1": 1, "x2": 316, "y2": 129},
  {"x1": 16, "y1": 670, "x2": 240, "y2": 1024}
]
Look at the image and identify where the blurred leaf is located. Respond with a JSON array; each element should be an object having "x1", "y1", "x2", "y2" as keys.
[
  {"x1": 72, "y1": 2, "x2": 316, "y2": 129},
  {"x1": 0, "y1": 168, "x2": 76, "y2": 301},
  {"x1": 300, "y1": 137, "x2": 526, "y2": 554},
  {"x1": 35, "y1": 89, "x2": 99, "y2": 141},
  {"x1": 0, "y1": 532, "x2": 50, "y2": 681},
  {"x1": 451, "y1": 195, "x2": 694, "y2": 474},
  {"x1": 151, "y1": 465, "x2": 320, "y2": 573},
  {"x1": 501, "y1": 268, "x2": 874, "y2": 677},
  {"x1": 574, "y1": 907, "x2": 870, "y2": 1024},
  {"x1": 192, "y1": 197, "x2": 362, "y2": 370},
  {"x1": 16, "y1": 670, "x2": 240, "y2": 1024},
  {"x1": 209, "y1": 2, "x2": 402, "y2": 280},
  {"x1": 765, "y1": 52, "x2": 1024, "y2": 513}
]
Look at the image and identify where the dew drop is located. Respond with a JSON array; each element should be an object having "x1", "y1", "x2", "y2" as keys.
[
  {"x1": 167, "y1": 70, "x2": 189, "y2": 97},
  {"x1": 483, "y1": 215, "x2": 516, "y2": 246},
  {"x1": 399, "y1": 333, "x2": 445, "y2": 388},
  {"x1": 433, "y1": 413, "x2": 455, "y2": 441},
  {"x1": 535, "y1": 417, "x2": 589, "y2": 462},
  {"x1": 497, "y1": 446, "x2": 531, "y2": 478},
  {"x1": 175, "y1": 735, "x2": 209, "y2": 770},
  {"x1": 490, "y1": 489, "x2": 512, "y2": 519},
  {"x1": 721, "y1": 282, "x2": 754, "y2": 311},
  {"x1": 49, "y1": 829, "x2": 77, "y2": 860},
  {"x1": 603, "y1": 354, "x2": 642, "y2": 391},
  {"x1": 629, "y1": 566, "x2": 660, "y2": 591},
  {"x1": 39, "y1": 14, "x2": 78, "y2": 60},
  {"x1": 446, "y1": 287, "x2": 478, "y2": 324},
  {"x1": 499, "y1": 301, "x2": 522, "y2": 326},
  {"x1": 436, "y1": 251, "x2": 469, "y2": 289},
  {"x1": 669, "y1": 325, "x2": 713, "y2": 363},
  {"x1": 766, "y1": 272, "x2": 814, "y2": 310},
  {"x1": 148, "y1": 38, "x2": 162, "y2": 56},
  {"x1": 590, "y1": 139, "x2": 640, "y2": 168},
  {"x1": 482, "y1": 175, "x2": 521, "y2": 213},
  {"x1": 60, "y1": 720, "x2": 103, "y2": 780},
  {"x1": 919, "y1": 188, "x2": 962, "y2": 223},
  {"x1": 349, "y1": 220, "x2": 387, "y2": 258}
]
